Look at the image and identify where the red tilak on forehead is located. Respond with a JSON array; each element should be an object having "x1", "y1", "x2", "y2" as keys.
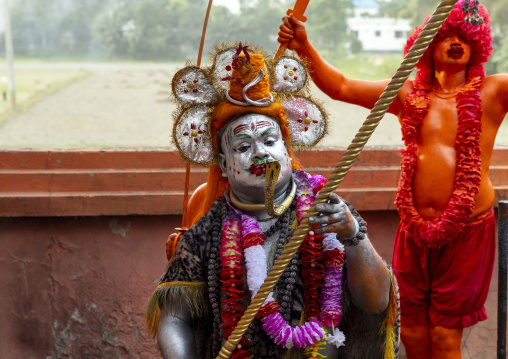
[
  {"x1": 256, "y1": 120, "x2": 273, "y2": 128},
  {"x1": 232, "y1": 120, "x2": 274, "y2": 135},
  {"x1": 233, "y1": 124, "x2": 249, "y2": 135}
]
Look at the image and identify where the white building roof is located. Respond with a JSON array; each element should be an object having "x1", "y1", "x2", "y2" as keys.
[
  {"x1": 352, "y1": 0, "x2": 380, "y2": 8},
  {"x1": 347, "y1": 16, "x2": 411, "y2": 52}
]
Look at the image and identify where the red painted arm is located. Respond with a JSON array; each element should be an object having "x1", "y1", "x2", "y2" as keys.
[
  {"x1": 278, "y1": 14, "x2": 408, "y2": 117},
  {"x1": 185, "y1": 183, "x2": 208, "y2": 228}
]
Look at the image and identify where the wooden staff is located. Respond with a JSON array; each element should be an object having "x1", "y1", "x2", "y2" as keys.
[
  {"x1": 169, "y1": 0, "x2": 215, "y2": 257},
  {"x1": 274, "y1": 0, "x2": 310, "y2": 59}
]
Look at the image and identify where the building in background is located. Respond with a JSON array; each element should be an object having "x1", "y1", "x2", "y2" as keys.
[{"x1": 347, "y1": 0, "x2": 411, "y2": 52}]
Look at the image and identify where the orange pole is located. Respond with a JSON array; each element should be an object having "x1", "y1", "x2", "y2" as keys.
[
  {"x1": 181, "y1": 163, "x2": 191, "y2": 229},
  {"x1": 197, "y1": 0, "x2": 214, "y2": 68},
  {"x1": 274, "y1": 0, "x2": 310, "y2": 59},
  {"x1": 180, "y1": 0, "x2": 214, "y2": 229}
]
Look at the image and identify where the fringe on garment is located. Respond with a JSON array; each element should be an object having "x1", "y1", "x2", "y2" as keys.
[
  {"x1": 381, "y1": 270, "x2": 400, "y2": 359},
  {"x1": 145, "y1": 281, "x2": 208, "y2": 339}
]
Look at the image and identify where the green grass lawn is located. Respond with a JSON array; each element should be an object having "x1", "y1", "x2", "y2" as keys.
[
  {"x1": 0, "y1": 54, "x2": 405, "y2": 130},
  {"x1": 0, "y1": 69, "x2": 91, "y2": 127}
]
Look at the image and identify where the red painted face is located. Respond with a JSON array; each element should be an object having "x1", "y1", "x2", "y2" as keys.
[{"x1": 432, "y1": 34, "x2": 472, "y2": 67}]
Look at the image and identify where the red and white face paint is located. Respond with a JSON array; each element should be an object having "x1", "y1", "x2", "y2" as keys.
[{"x1": 219, "y1": 113, "x2": 293, "y2": 204}]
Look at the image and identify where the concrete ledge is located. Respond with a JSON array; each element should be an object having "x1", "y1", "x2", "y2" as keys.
[{"x1": 1, "y1": 147, "x2": 507, "y2": 216}]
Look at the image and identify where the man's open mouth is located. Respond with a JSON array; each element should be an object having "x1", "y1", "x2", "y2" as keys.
[
  {"x1": 447, "y1": 45, "x2": 464, "y2": 59},
  {"x1": 248, "y1": 159, "x2": 268, "y2": 176}
]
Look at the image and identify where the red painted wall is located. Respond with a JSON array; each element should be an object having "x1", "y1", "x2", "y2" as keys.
[
  {"x1": 0, "y1": 211, "x2": 502, "y2": 358},
  {"x1": 0, "y1": 215, "x2": 173, "y2": 359},
  {"x1": 1, "y1": 148, "x2": 506, "y2": 358}
]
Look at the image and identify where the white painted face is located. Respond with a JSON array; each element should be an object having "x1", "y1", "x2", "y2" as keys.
[{"x1": 219, "y1": 113, "x2": 293, "y2": 203}]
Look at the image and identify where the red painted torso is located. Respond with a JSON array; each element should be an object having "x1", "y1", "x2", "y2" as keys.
[{"x1": 412, "y1": 79, "x2": 503, "y2": 219}]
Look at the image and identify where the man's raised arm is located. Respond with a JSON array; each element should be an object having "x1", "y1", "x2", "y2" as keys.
[{"x1": 278, "y1": 14, "x2": 406, "y2": 116}]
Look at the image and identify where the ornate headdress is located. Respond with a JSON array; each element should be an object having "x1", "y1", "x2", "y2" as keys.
[{"x1": 171, "y1": 43, "x2": 328, "y2": 223}]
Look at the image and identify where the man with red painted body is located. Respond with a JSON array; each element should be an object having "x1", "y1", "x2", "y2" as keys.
[{"x1": 278, "y1": 1, "x2": 508, "y2": 358}]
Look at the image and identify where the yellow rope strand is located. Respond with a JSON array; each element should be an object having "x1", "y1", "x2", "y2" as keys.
[{"x1": 217, "y1": 1, "x2": 459, "y2": 357}]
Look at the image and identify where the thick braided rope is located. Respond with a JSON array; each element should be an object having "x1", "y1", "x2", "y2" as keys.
[{"x1": 217, "y1": 1, "x2": 459, "y2": 357}]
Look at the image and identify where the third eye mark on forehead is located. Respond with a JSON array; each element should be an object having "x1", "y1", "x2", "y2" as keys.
[
  {"x1": 226, "y1": 119, "x2": 278, "y2": 147},
  {"x1": 232, "y1": 120, "x2": 276, "y2": 136}
]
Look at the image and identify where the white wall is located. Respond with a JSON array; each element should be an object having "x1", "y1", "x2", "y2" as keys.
[{"x1": 347, "y1": 17, "x2": 411, "y2": 52}]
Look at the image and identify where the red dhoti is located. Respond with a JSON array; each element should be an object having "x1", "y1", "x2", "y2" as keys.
[{"x1": 393, "y1": 208, "x2": 496, "y2": 329}]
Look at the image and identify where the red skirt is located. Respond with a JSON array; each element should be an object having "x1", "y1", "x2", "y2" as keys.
[{"x1": 393, "y1": 208, "x2": 496, "y2": 329}]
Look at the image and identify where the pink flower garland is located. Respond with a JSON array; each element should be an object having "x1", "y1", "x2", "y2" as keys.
[
  {"x1": 321, "y1": 237, "x2": 345, "y2": 328},
  {"x1": 219, "y1": 170, "x2": 346, "y2": 353},
  {"x1": 240, "y1": 210, "x2": 327, "y2": 349},
  {"x1": 395, "y1": 76, "x2": 483, "y2": 249}
]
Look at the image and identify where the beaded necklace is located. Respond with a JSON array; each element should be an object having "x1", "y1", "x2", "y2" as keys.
[{"x1": 218, "y1": 170, "x2": 346, "y2": 357}]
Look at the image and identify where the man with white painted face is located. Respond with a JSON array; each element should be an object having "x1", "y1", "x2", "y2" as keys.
[
  {"x1": 218, "y1": 114, "x2": 293, "y2": 208},
  {"x1": 147, "y1": 47, "x2": 399, "y2": 359}
]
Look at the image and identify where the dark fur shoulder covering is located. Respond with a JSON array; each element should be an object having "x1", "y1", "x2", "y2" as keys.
[
  {"x1": 146, "y1": 199, "x2": 226, "y2": 342},
  {"x1": 149, "y1": 194, "x2": 400, "y2": 358},
  {"x1": 159, "y1": 198, "x2": 223, "y2": 284}
]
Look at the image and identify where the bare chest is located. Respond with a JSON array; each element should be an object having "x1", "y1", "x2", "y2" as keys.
[{"x1": 417, "y1": 96, "x2": 458, "y2": 147}]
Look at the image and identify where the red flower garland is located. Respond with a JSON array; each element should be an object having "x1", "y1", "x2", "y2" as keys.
[
  {"x1": 218, "y1": 171, "x2": 333, "y2": 356},
  {"x1": 296, "y1": 172, "x2": 328, "y2": 320},
  {"x1": 219, "y1": 217, "x2": 252, "y2": 358},
  {"x1": 301, "y1": 226, "x2": 325, "y2": 320},
  {"x1": 395, "y1": 76, "x2": 483, "y2": 249}
]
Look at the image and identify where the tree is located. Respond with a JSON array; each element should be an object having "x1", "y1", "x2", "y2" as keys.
[
  {"x1": 377, "y1": 0, "x2": 434, "y2": 28},
  {"x1": 9, "y1": 0, "x2": 111, "y2": 58},
  {"x1": 305, "y1": 0, "x2": 354, "y2": 59},
  {"x1": 4, "y1": 0, "x2": 356, "y2": 62},
  {"x1": 10, "y1": 0, "x2": 65, "y2": 56},
  {"x1": 92, "y1": 1, "x2": 131, "y2": 59},
  {"x1": 60, "y1": 0, "x2": 109, "y2": 56},
  {"x1": 92, "y1": 0, "x2": 207, "y2": 60},
  {"x1": 234, "y1": 0, "x2": 287, "y2": 53}
]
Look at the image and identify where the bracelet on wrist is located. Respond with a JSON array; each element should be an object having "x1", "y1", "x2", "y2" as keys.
[{"x1": 337, "y1": 200, "x2": 367, "y2": 247}]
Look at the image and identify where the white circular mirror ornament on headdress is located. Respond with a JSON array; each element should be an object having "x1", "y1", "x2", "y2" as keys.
[
  {"x1": 169, "y1": 43, "x2": 328, "y2": 166},
  {"x1": 211, "y1": 48, "x2": 238, "y2": 93},
  {"x1": 273, "y1": 57, "x2": 307, "y2": 93},
  {"x1": 282, "y1": 97, "x2": 327, "y2": 146},
  {"x1": 172, "y1": 67, "x2": 218, "y2": 105},
  {"x1": 211, "y1": 44, "x2": 271, "y2": 94},
  {"x1": 173, "y1": 105, "x2": 214, "y2": 165}
]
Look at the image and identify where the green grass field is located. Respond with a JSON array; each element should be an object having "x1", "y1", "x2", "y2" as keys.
[
  {"x1": 0, "y1": 54, "x2": 404, "y2": 130},
  {"x1": 0, "y1": 69, "x2": 91, "y2": 127}
]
